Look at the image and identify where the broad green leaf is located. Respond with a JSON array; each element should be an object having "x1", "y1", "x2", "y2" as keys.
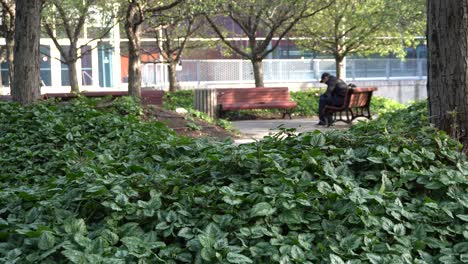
[
  {"x1": 227, "y1": 252, "x2": 253, "y2": 264},
  {"x1": 290, "y1": 245, "x2": 305, "y2": 260},
  {"x1": 62, "y1": 249, "x2": 86, "y2": 264},
  {"x1": 457, "y1": 215, "x2": 468, "y2": 222},
  {"x1": 367, "y1": 253, "x2": 383, "y2": 264},
  {"x1": 38, "y1": 231, "x2": 56, "y2": 250},
  {"x1": 340, "y1": 234, "x2": 362, "y2": 251},
  {"x1": 330, "y1": 254, "x2": 345, "y2": 264},
  {"x1": 250, "y1": 202, "x2": 276, "y2": 217},
  {"x1": 178, "y1": 227, "x2": 195, "y2": 240}
]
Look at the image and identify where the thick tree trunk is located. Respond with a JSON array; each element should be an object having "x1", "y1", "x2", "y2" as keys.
[
  {"x1": 6, "y1": 34, "x2": 14, "y2": 86},
  {"x1": 252, "y1": 60, "x2": 264, "y2": 87},
  {"x1": 428, "y1": 0, "x2": 468, "y2": 152},
  {"x1": 168, "y1": 62, "x2": 180, "y2": 92},
  {"x1": 125, "y1": 1, "x2": 142, "y2": 98},
  {"x1": 12, "y1": 0, "x2": 41, "y2": 105}
]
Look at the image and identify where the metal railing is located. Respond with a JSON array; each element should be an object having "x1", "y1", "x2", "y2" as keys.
[{"x1": 142, "y1": 58, "x2": 427, "y2": 86}]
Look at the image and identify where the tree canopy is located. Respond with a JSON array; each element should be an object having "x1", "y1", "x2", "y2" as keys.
[
  {"x1": 206, "y1": 0, "x2": 332, "y2": 87},
  {"x1": 294, "y1": 0, "x2": 426, "y2": 79}
]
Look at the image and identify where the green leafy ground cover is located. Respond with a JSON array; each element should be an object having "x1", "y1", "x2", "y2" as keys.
[
  {"x1": 162, "y1": 90, "x2": 405, "y2": 119},
  {"x1": 0, "y1": 99, "x2": 467, "y2": 263}
]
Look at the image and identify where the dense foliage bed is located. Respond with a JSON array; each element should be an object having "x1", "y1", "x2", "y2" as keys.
[{"x1": 0, "y1": 99, "x2": 467, "y2": 263}]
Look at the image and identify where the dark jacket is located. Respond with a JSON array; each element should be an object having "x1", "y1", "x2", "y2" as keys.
[{"x1": 324, "y1": 76, "x2": 348, "y2": 98}]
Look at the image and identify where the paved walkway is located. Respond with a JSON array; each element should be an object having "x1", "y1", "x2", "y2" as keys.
[{"x1": 232, "y1": 118, "x2": 351, "y2": 144}]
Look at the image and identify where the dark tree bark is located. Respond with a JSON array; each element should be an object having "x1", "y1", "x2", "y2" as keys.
[
  {"x1": 125, "y1": 0, "x2": 143, "y2": 98},
  {"x1": 427, "y1": 0, "x2": 468, "y2": 152},
  {"x1": 12, "y1": 0, "x2": 42, "y2": 105}
]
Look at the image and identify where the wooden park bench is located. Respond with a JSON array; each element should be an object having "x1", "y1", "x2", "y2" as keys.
[
  {"x1": 324, "y1": 87, "x2": 378, "y2": 124},
  {"x1": 43, "y1": 90, "x2": 164, "y2": 106},
  {"x1": 216, "y1": 87, "x2": 297, "y2": 119}
]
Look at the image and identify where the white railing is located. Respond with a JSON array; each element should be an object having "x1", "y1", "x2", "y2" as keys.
[{"x1": 142, "y1": 58, "x2": 427, "y2": 86}]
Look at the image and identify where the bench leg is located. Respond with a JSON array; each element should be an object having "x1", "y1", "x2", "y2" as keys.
[{"x1": 282, "y1": 109, "x2": 292, "y2": 119}]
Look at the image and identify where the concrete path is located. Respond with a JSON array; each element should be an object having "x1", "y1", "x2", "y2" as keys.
[{"x1": 232, "y1": 118, "x2": 351, "y2": 144}]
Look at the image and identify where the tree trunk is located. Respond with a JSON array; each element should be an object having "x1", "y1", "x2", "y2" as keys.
[
  {"x1": 335, "y1": 55, "x2": 345, "y2": 80},
  {"x1": 252, "y1": 60, "x2": 264, "y2": 87},
  {"x1": 12, "y1": 0, "x2": 41, "y2": 105},
  {"x1": 67, "y1": 60, "x2": 80, "y2": 93},
  {"x1": 6, "y1": 33, "x2": 14, "y2": 87},
  {"x1": 168, "y1": 62, "x2": 180, "y2": 92},
  {"x1": 428, "y1": 0, "x2": 468, "y2": 152},
  {"x1": 127, "y1": 38, "x2": 141, "y2": 97},
  {"x1": 125, "y1": 1, "x2": 142, "y2": 98},
  {"x1": 66, "y1": 43, "x2": 80, "y2": 93}
]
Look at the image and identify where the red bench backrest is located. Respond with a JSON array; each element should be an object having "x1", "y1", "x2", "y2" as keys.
[
  {"x1": 217, "y1": 87, "x2": 291, "y2": 104},
  {"x1": 348, "y1": 87, "x2": 377, "y2": 108}
]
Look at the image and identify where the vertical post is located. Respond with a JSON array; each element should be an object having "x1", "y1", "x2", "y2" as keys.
[
  {"x1": 385, "y1": 58, "x2": 391, "y2": 80},
  {"x1": 112, "y1": 21, "x2": 122, "y2": 89},
  {"x1": 351, "y1": 59, "x2": 356, "y2": 81},
  {"x1": 313, "y1": 60, "x2": 320, "y2": 81},
  {"x1": 239, "y1": 60, "x2": 243, "y2": 84},
  {"x1": 194, "y1": 88, "x2": 217, "y2": 118},
  {"x1": 417, "y1": 59, "x2": 423, "y2": 79}
]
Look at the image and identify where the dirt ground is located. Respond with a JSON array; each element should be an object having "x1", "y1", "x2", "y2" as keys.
[{"x1": 143, "y1": 106, "x2": 239, "y2": 140}]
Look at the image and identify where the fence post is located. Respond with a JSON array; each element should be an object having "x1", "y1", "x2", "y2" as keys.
[
  {"x1": 351, "y1": 59, "x2": 356, "y2": 81},
  {"x1": 194, "y1": 88, "x2": 218, "y2": 118},
  {"x1": 385, "y1": 59, "x2": 391, "y2": 80},
  {"x1": 239, "y1": 60, "x2": 243, "y2": 84},
  {"x1": 417, "y1": 59, "x2": 423, "y2": 79}
]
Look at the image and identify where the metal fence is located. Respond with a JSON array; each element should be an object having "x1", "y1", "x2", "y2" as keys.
[{"x1": 142, "y1": 58, "x2": 427, "y2": 86}]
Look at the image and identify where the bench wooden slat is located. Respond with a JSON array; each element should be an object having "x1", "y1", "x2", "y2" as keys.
[{"x1": 216, "y1": 87, "x2": 296, "y2": 119}]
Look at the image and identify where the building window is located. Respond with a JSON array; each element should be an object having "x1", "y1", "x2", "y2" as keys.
[
  {"x1": 61, "y1": 46, "x2": 70, "y2": 86},
  {"x1": 98, "y1": 42, "x2": 114, "y2": 87},
  {"x1": 81, "y1": 46, "x2": 93, "y2": 85},
  {"x1": 40, "y1": 45, "x2": 52, "y2": 86}
]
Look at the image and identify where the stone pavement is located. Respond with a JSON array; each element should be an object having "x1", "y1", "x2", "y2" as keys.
[{"x1": 232, "y1": 118, "x2": 351, "y2": 144}]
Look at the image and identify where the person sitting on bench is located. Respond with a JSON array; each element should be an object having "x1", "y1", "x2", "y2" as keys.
[{"x1": 317, "y1": 72, "x2": 348, "y2": 126}]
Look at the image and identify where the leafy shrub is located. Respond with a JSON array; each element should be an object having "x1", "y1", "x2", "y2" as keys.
[
  {"x1": 111, "y1": 96, "x2": 143, "y2": 116},
  {"x1": 370, "y1": 95, "x2": 406, "y2": 114},
  {"x1": 290, "y1": 89, "x2": 323, "y2": 116},
  {"x1": 163, "y1": 90, "x2": 194, "y2": 110},
  {"x1": 0, "y1": 100, "x2": 466, "y2": 263}
]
